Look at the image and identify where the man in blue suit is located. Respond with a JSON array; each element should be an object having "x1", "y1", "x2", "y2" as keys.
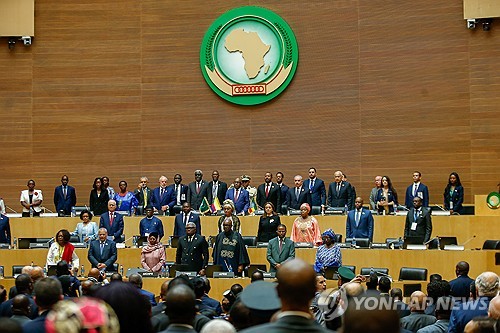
[
  {"x1": 129, "y1": 273, "x2": 157, "y2": 306},
  {"x1": 53, "y1": 175, "x2": 76, "y2": 216},
  {"x1": 346, "y1": 197, "x2": 374, "y2": 242},
  {"x1": 302, "y1": 167, "x2": 326, "y2": 209},
  {"x1": 22, "y1": 278, "x2": 63, "y2": 333},
  {"x1": 405, "y1": 171, "x2": 429, "y2": 208},
  {"x1": 276, "y1": 172, "x2": 289, "y2": 212},
  {"x1": 88, "y1": 228, "x2": 118, "y2": 271},
  {"x1": 225, "y1": 177, "x2": 249, "y2": 215},
  {"x1": 151, "y1": 175, "x2": 176, "y2": 215},
  {"x1": 99, "y1": 200, "x2": 124, "y2": 242},
  {"x1": 174, "y1": 202, "x2": 201, "y2": 237}
]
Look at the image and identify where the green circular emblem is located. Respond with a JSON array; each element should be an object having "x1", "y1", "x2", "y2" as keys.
[
  {"x1": 200, "y1": 6, "x2": 299, "y2": 105},
  {"x1": 486, "y1": 192, "x2": 500, "y2": 209}
]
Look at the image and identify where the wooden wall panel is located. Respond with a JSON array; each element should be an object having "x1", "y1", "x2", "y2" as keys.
[{"x1": 0, "y1": 0, "x2": 498, "y2": 213}]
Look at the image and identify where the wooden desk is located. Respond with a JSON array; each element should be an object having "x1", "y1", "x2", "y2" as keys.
[
  {"x1": 0, "y1": 248, "x2": 496, "y2": 285},
  {"x1": 8, "y1": 214, "x2": 499, "y2": 250}
]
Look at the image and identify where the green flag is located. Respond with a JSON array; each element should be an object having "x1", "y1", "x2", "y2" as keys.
[{"x1": 199, "y1": 197, "x2": 211, "y2": 215}]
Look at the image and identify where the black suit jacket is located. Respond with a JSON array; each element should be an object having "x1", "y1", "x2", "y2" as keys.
[
  {"x1": 327, "y1": 181, "x2": 354, "y2": 210},
  {"x1": 207, "y1": 181, "x2": 228, "y2": 206},
  {"x1": 286, "y1": 187, "x2": 312, "y2": 210},
  {"x1": 187, "y1": 181, "x2": 209, "y2": 210},
  {"x1": 53, "y1": 185, "x2": 77, "y2": 215},
  {"x1": 88, "y1": 239, "x2": 118, "y2": 270},
  {"x1": 134, "y1": 187, "x2": 152, "y2": 210},
  {"x1": 404, "y1": 207, "x2": 432, "y2": 243},
  {"x1": 241, "y1": 314, "x2": 331, "y2": 333},
  {"x1": 175, "y1": 234, "x2": 209, "y2": 272},
  {"x1": 256, "y1": 182, "x2": 282, "y2": 210}
]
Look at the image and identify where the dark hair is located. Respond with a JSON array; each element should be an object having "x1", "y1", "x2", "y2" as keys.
[
  {"x1": 56, "y1": 229, "x2": 71, "y2": 244},
  {"x1": 119, "y1": 180, "x2": 127, "y2": 187},
  {"x1": 148, "y1": 232, "x2": 159, "y2": 239},
  {"x1": 414, "y1": 171, "x2": 422, "y2": 177},
  {"x1": 430, "y1": 273, "x2": 442, "y2": 282},
  {"x1": 34, "y1": 278, "x2": 62, "y2": 308},
  {"x1": 276, "y1": 171, "x2": 284, "y2": 177},
  {"x1": 444, "y1": 172, "x2": 462, "y2": 195},
  {"x1": 230, "y1": 283, "x2": 243, "y2": 296},
  {"x1": 381, "y1": 176, "x2": 398, "y2": 203},
  {"x1": 15, "y1": 274, "x2": 32, "y2": 294},
  {"x1": 166, "y1": 285, "x2": 196, "y2": 324},
  {"x1": 378, "y1": 277, "x2": 391, "y2": 293},
  {"x1": 93, "y1": 177, "x2": 104, "y2": 191},
  {"x1": 27, "y1": 179, "x2": 35, "y2": 186},
  {"x1": 56, "y1": 260, "x2": 70, "y2": 276},
  {"x1": 366, "y1": 272, "x2": 378, "y2": 290},
  {"x1": 389, "y1": 288, "x2": 403, "y2": 300},
  {"x1": 110, "y1": 273, "x2": 122, "y2": 282},
  {"x1": 309, "y1": 167, "x2": 317, "y2": 172},
  {"x1": 263, "y1": 202, "x2": 276, "y2": 214},
  {"x1": 95, "y1": 281, "x2": 153, "y2": 333},
  {"x1": 79, "y1": 209, "x2": 93, "y2": 221},
  {"x1": 192, "y1": 277, "x2": 206, "y2": 299}
]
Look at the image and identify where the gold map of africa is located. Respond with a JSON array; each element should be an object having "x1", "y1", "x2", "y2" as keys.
[{"x1": 224, "y1": 28, "x2": 271, "y2": 79}]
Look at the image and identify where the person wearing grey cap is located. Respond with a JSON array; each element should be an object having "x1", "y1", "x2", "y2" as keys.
[{"x1": 240, "y1": 281, "x2": 281, "y2": 327}]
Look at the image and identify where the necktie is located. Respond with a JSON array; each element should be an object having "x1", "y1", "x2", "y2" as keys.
[
  {"x1": 109, "y1": 213, "x2": 114, "y2": 227},
  {"x1": 213, "y1": 183, "x2": 217, "y2": 199},
  {"x1": 266, "y1": 184, "x2": 270, "y2": 197},
  {"x1": 296, "y1": 188, "x2": 300, "y2": 200},
  {"x1": 160, "y1": 188, "x2": 164, "y2": 199},
  {"x1": 143, "y1": 189, "x2": 148, "y2": 208},
  {"x1": 176, "y1": 185, "x2": 180, "y2": 204},
  {"x1": 310, "y1": 180, "x2": 314, "y2": 191},
  {"x1": 337, "y1": 183, "x2": 341, "y2": 193},
  {"x1": 184, "y1": 214, "x2": 188, "y2": 225},
  {"x1": 196, "y1": 183, "x2": 200, "y2": 194},
  {"x1": 100, "y1": 243, "x2": 104, "y2": 256},
  {"x1": 279, "y1": 239, "x2": 283, "y2": 252},
  {"x1": 355, "y1": 210, "x2": 360, "y2": 226},
  {"x1": 235, "y1": 189, "x2": 239, "y2": 202},
  {"x1": 63, "y1": 186, "x2": 67, "y2": 199},
  {"x1": 413, "y1": 184, "x2": 418, "y2": 196},
  {"x1": 414, "y1": 210, "x2": 418, "y2": 221}
]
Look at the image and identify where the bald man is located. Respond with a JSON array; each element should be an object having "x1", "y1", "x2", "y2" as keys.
[
  {"x1": 164, "y1": 284, "x2": 197, "y2": 333},
  {"x1": 10, "y1": 294, "x2": 31, "y2": 325},
  {"x1": 241, "y1": 258, "x2": 331, "y2": 333},
  {"x1": 346, "y1": 197, "x2": 374, "y2": 242},
  {"x1": 489, "y1": 294, "x2": 500, "y2": 319},
  {"x1": 400, "y1": 291, "x2": 436, "y2": 332},
  {"x1": 449, "y1": 261, "x2": 475, "y2": 299},
  {"x1": 449, "y1": 271, "x2": 499, "y2": 333}
]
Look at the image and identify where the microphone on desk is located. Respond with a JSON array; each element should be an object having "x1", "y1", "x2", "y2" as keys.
[
  {"x1": 424, "y1": 236, "x2": 440, "y2": 246},
  {"x1": 5, "y1": 206, "x2": 18, "y2": 213},
  {"x1": 461, "y1": 235, "x2": 476, "y2": 247}
]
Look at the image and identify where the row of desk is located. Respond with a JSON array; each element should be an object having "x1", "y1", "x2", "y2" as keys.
[
  {"x1": 0, "y1": 247, "x2": 497, "y2": 293},
  {"x1": 6, "y1": 215, "x2": 499, "y2": 249}
]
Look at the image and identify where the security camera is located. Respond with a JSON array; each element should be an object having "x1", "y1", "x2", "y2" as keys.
[
  {"x1": 20, "y1": 36, "x2": 32, "y2": 46},
  {"x1": 467, "y1": 19, "x2": 477, "y2": 30}
]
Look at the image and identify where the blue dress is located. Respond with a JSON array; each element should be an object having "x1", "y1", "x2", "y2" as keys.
[
  {"x1": 314, "y1": 244, "x2": 342, "y2": 273},
  {"x1": 113, "y1": 192, "x2": 139, "y2": 214}
]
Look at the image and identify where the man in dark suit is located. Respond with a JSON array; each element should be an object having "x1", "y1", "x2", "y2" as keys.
[
  {"x1": 302, "y1": 167, "x2": 326, "y2": 210},
  {"x1": 404, "y1": 197, "x2": 432, "y2": 243},
  {"x1": 53, "y1": 175, "x2": 76, "y2": 216},
  {"x1": 327, "y1": 170, "x2": 354, "y2": 210},
  {"x1": 346, "y1": 197, "x2": 374, "y2": 242},
  {"x1": 134, "y1": 176, "x2": 152, "y2": 215},
  {"x1": 405, "y1": 171, "x2": 430, "y2": 208},
  {"x1": 276, "y1": 172, "x2": 289, "y2": 213},
  {"x1": 129, "y1": 273, "x2": 157, "y2": 306},
  {"x1": 173, "y1": 202, "x2": 202, "y2": 237},
  {"x1": 175, "y1": 222, "x2": 209, "y2": 275},
  {"x1": 169, "y1": 174, "x2": 188, "y2": 215},
  {"x1": 400, "y1": 291, "x2": 437, "y2": 332},
  {"x1": 241, "y1": 258, "x2": 331, "y2": 333},
  {"x1": 256, "y1": 172, "x2": 282, "y2": 211},
  {"x1": 99, "y1": 200, "x2": 124, "y2": 242},
  {"x1": 225, "y1": 177, "x2": 250, "y2": 215},
  {"x1": 0, "y1": 274, "x2": 38, "y2": 319},
  {"x1": 22, "y1": 277, "x2": 62, "y2": 333},
  {"x1": 266, "y1": 224, "x2": 295, "y2": 272},
  {"x1": 207, "y1": 170, "x2": 227, "y2": 208},
  {"x1": 449, "y1": 261, "x2": 475, "y2": 299},
  {"x1": 286, "y1": 175, "x2": 312, "y2": 210},
  {"x1": 186, "y1": 170, "x2": 210, "y2": 210},
  {"x1": 88, "y1": 228, "x2": 118, "y2": 271},
  {"x1": 151, "y1": 175, "x2": 176, "y2": 215}
]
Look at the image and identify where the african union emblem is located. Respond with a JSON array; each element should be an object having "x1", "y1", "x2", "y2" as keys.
[{"x1": 200, "y1": 6, "x2": 299, "y2": 105}]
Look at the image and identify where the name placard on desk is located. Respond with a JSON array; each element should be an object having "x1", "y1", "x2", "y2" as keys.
[
  {"x1": 295, "y1": 242, "x2": 313, "y2": 248},
  {"x1": 140, "y1": 271, "x2": 159, "y2": 278},
  {"x1": 263, "y1": 272, "x2": 276, "y2": 279},
  {"x1": 29, "y1": 243, "x2": 49, "y2": 249},
  {"x1": 213, "y1": 272, "x2": 235, "y2": 278},
  {"x1": 176, "y1": 271, "x2": 196, "y2": 277}
]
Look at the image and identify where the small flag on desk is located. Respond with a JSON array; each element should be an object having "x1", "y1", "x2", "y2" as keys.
[
  {"x1": 211, "y1": 196, "x2": 222, "y2": 213},
  {"x1": 248, "y1": 196, "x2": 258, "y2": 215},
  {"x1": 199, "y1": 197, "x2": 211, "y2": 215}
]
